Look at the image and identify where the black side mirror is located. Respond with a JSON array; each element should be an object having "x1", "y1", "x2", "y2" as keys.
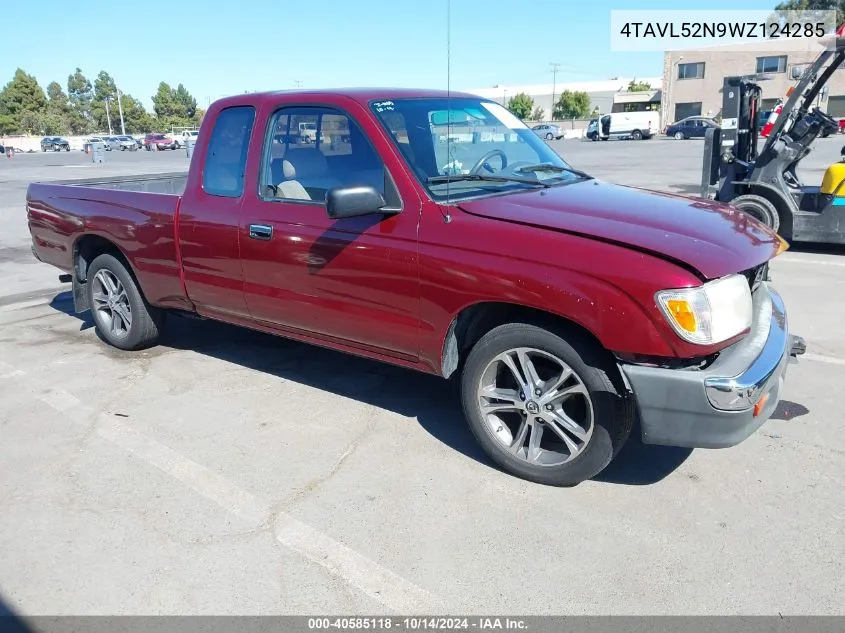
[{"x1": 326, "y1": 185, "x2": 391, "y2": 219}]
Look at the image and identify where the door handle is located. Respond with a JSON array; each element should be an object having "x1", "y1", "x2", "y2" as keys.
[{"x1": 249, "y1": 224, "x2": 273, "y2": 240}]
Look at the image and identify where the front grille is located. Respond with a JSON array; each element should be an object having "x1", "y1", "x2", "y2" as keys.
[{"x1": 740, "y1": 262, "x2": 768, "y2": 293}]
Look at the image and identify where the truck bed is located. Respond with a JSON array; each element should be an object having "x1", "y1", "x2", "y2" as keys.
[
  {"x1": 27, "y1": 171, "x2": 191, "y2": 310},
  {"x1": 44, "y1": 171, "x2": 188, "y2": 195}
]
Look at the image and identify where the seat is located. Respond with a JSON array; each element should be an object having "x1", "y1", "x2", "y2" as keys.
[
  {"x1": 282, "y1": 149, "x2": 342, "y2": 194},
  {"x1": 274, "y1": 159, "x2": 311, "y2": 200}
]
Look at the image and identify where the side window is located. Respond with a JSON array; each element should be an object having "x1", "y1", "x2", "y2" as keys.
[
  {"x1": 261, "y1": 106, "x2": 393, "y2": 204},
  {"x1": 202, "y1": 105, "x2": 255, "y2": 198}
]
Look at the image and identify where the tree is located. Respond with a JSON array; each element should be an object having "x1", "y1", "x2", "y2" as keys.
[
  {"x1": 507, "y1": 92, "x2": 534, "y2": 119},
  {"x1": 44, "y1": 82, "x2": 72, "y2": 134},
  {"x1": 152, "y1": 81, "x2": 201, "y2": 130},
  {"x1": 173, "y1": 83, "x2": 197, "y2": 119},
  {"x1": 628, "y1": 79, "x2": 652, "y2": 92},
  {"x1": 553, "y1": 90, "x2": 591, "y2": 120},
  {"x1": 118, "y1": 94, "x2": 153, "y2": 133},
  {"x1": 0, "y1": 68, "x2": 47, "y2": 133},
  {"x1": 774, "y1": 1, "x2": 843, "y2": 28},
  {"x1": 67, "y1": 68, "x2": 94, "y2": 134},
  {"x1": 531, "y1": 106, "x2": 545, "y2": 121},
  {"x1": 91, "y1": 71, "x2": 118, "y2": 132}
]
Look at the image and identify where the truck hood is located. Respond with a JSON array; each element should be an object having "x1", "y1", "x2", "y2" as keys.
[{"x1": 458, "y1": 179, "x2": 782, "y2": 279}]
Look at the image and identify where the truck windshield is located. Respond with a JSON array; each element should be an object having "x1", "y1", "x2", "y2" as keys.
[{"x1": 370, "y1": 97, "x2": 588, "y2": 201}]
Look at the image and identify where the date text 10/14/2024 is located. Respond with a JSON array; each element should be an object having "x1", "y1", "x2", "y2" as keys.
[
  {"x1": 618, "y1": 21, "x2": 827, "y2": 39},
  {"x1": 308, "y1": 618, "x2": 528, "y2": 630}
]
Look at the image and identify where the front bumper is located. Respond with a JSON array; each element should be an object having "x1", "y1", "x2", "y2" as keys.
[{"x1": 621, "y1": 283, "x2": 804, "y2": 448}]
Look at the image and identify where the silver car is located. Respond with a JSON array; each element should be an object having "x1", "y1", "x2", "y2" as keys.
[
  {"x1": 531, "y1": 124, "x2": 564, "y2": 140},
  {"x1": 106, "y1": 136, "x2": 137, "y2": 151}
]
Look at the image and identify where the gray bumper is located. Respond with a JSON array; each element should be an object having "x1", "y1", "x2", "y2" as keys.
[{"x1": 621, "y1": 283, "x2": 802, "y2": 448}]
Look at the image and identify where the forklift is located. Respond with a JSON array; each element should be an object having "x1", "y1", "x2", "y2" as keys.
[{"x1": 701, "y1": 26, "x2": 845, "y2": 244}]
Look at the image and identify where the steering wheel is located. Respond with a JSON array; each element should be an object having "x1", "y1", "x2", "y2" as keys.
[
  {"x1": 811, "y1": 106, "x2": 838, "y2": 131},
  {"x1": 469, "y1": 149, "x2": 507, "y2": 175}
]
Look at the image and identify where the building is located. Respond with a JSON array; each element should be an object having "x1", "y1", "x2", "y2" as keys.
[
  {"x1": 465, "y1": 77, "x2": 663, "y2": 121},
  {"x1": 661, "y1": 36, "x2": 844, "y2": 124}
]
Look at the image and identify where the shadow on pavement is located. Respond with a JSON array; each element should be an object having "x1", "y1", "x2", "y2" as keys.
[
  {"x1": 0, "y1": 593, "x2": 33, "y2": 633},
  {"x1": 593, "y1": 418, "x2": 693, "y2": 486},
  {"x1": 49, "y1": 292, "x2": 689, "y2": 486}
]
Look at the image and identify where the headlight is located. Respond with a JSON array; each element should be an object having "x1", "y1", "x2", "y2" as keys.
[{"x1": 656, "y1": 274, "x2": 752, "y2": 345}]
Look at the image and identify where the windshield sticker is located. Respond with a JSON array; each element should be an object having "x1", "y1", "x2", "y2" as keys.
[
  {"x1": 480, "y1": 102, "x2": 526, "y2": 130},
  {"x1": 373, "y1": 100, "x2": 395, "y2": 112}
]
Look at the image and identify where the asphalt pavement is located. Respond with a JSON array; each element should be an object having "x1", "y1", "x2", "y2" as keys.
[{"x1": 0, "y1": 136, "x2": 843, "y2": 616}]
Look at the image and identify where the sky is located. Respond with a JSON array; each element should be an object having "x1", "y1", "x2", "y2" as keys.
[{"x1": 4, "y1": 0, "x2": 777, "y2": 111}]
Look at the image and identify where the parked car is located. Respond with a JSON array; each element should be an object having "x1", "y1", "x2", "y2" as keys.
[
  {"x1": 86, "y1": 136, "x2": 112, "y2": 150},
  {"x1": 588, "y1": 112, "x2": 658, "y2": 140},
  {"x1": 531, "y1": 124, "x2": 564, "y2": 140},
  {"x1": 41, "y1": 136, "x2": 71, "y2": 152},
  {"x1": 26, "y1": 87, "x2": 803, "y2": 486},
  {"x1": 664, "y1": 116, "x2": 718, "y2": 140},
  {"x1": 171, "y1": 130, "x2": 199, "y2": 149},
  {"x1": 106, "y1": 135, "x2": 138, "y2": 151},
  {"x1": 143, "y1": 133, "x2": 175, "y2": 150}
]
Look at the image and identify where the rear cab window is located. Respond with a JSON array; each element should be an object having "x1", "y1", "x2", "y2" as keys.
[{"x1": 202, "y1": 105, "x2": 256, "y2": 198}]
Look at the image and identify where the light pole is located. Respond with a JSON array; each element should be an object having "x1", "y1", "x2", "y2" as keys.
[
  {"x1": 116, "y1": 88, "x2": 126, "y2": 135},
  {"x1": 550, "y1": 62, "x2": 561, "y2": 120},
  {"x1": 503, "y1": 89, "x2": 508, "y2": 106},
  {"x1": 104, "y1": 98, "x2": 113, "y2": 135}
]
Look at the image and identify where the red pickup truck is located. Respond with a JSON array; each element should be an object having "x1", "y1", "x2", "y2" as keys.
[{"x1": 26, "y1": 88, "x2": 805, "y2": 486}]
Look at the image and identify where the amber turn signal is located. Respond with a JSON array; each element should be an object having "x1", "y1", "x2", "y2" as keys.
[
  {"x1": 753, "y1": 393, "x2": 769, "y2": 417},
  {"x1": 666, "y1": 299, "x2": 697, "y2": 333}
]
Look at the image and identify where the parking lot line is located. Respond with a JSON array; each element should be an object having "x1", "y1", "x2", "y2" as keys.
[
  {"x1": 275, "y1": 514, "x2": 440, "y2": 613},
  {"x1": 0, "y1": 329, "x2": 441, "y2": 613},
  {"x1": 804, "y1": 352, "x2": 845, "y2": 366},
  {"x1": 96, "y1": 414, "x2": 439, "y2": 612}
]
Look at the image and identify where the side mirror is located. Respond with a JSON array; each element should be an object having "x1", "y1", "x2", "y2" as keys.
[{"x1": 326, "y1": 185, "x2": 389, "y2": 219}]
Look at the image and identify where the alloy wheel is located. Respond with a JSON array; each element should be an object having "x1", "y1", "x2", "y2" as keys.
[
  {"x1": 477, "y1": 347, "x2": 594, "y2": 466},
  {"x1": 92, "y1": 269, "x2": 133, "y2": 338}
]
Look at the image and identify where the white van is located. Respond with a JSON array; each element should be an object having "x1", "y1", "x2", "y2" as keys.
[{"x1": 587, "y1": 111, "x2": 659, "y2": 141}]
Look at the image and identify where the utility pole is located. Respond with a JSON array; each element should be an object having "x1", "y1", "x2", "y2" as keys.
[
  {"x1": 105, "y1": 98, "x2": 113, "y2": 135},
  {"x1": 550, "y1": 62, "x2": 561, "y2": 120},
  {"x1": 116, "y1": 88, "x2": 126, "y2": 135}
]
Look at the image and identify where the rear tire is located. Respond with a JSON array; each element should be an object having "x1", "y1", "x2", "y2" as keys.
[
  {"x1": 86, "y1": 253, "x2": 164, "y2": 351},
  {"x1": 460, "y1": 323, "x2": 633, "y2": 486},
  {"x1": 545, "y1": 133, "x2": 554, "y2": 140},
  {"x1": 674, "y1": 131, "x2": 684, "y2": 140},
  {"x1": 631, "y1": 129, "x2": 643, "y2": 140},
  {"x1": 730, "y1": 194, "x2": 781, "y2": 233}
]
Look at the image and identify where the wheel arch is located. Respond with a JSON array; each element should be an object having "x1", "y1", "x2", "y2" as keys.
[
  {"x1": 440, "y1": 301, "x2": 617, "y2": 381},
  {"x1": 71, "y1": 234, "x2": 144, "y2": 312}
]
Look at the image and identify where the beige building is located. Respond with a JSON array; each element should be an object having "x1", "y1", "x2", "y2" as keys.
[{"x1": 661, "y1": 36, "x2": 845, "y2": 124}]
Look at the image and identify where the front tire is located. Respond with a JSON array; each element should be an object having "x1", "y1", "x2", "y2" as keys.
[
  {"x1": 674, "y1": 131, "x2": 684, "y2": 140},
  {"x1": 87, "y1": 253, "x2": 164, "y2": 351},
  {"x1": 460, "y1": 323, "x2": 633, "y2": 486},
  {"x1": 545, "y1": 133, "x2": 554, "y2": 140},
  {"x1": 730, "y1": 194, "x2": 781, "y2": 233}
]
